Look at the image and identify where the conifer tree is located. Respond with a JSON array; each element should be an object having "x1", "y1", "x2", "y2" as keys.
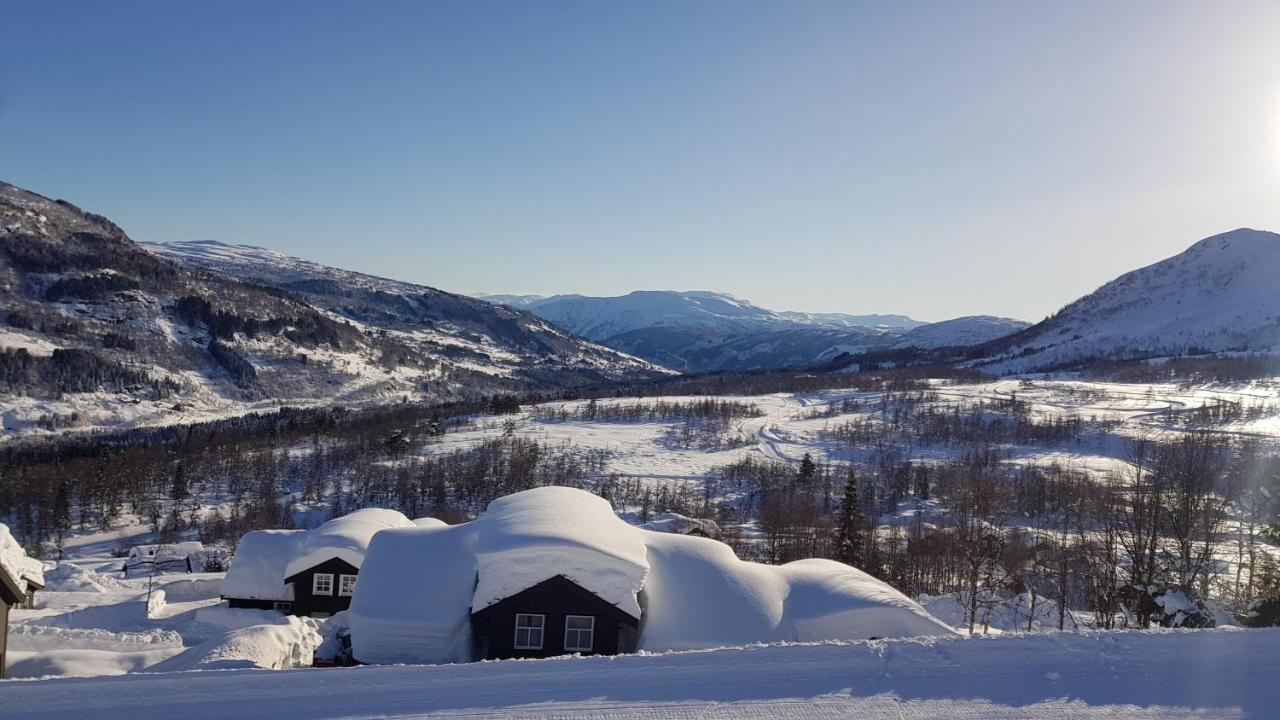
[{"x1": 834, "y1": 468, "x2": 864, "y2": 567}]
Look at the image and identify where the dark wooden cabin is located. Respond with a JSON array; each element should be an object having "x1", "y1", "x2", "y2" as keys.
[
  {"x1": 283, "y1": 557, "x2": 360, "y2": 618},
  {"x1": 0, "y1": 565, "x2": 25, "y2": 679},
  {"x1": 226, "y1": 557, "x2": 359, "y2": 618},
  {"x1": 470, "y1": 574, "x2": 640, "y2": 660}
]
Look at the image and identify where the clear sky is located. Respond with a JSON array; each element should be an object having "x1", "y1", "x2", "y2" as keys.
[{"x1": 2, "y1": 1, "x2": 1278, "y2": 322}]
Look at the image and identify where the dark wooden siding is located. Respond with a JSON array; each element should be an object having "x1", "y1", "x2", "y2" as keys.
[
  {"x1": 470, "y1": 575, "x2": 640, "y2": 660},
  {"x1": 283, "y1": 557, "x2": 359, "y2": 618},
  {"x1": 0, "y1": 600, "x2": 9, "y2": 680},
  {"x1": 226, "y1": 597, "x2": 289, "y2": 612}
]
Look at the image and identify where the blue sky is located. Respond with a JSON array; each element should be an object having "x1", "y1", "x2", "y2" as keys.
[{"x1": 2, "y1": 1, "x2": 1278, "y2": 321}]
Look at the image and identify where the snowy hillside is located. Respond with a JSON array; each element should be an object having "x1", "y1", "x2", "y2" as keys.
[
  {"x1": 484, "y1": 290, "x2": 1023, "y2": 372},
  {"x1": 0, "y1": 182, "x2": 666, "y2": 440},
  {"x1": 145, "y1": 240, "x2": 663, "y2": 380},
  {"x1": 977, "y1": 229, "x2": 1280, "y2": 372}
]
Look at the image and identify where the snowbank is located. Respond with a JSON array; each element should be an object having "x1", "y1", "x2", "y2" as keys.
[
  {"x1": 639, "y1": 534, "x2": 951, "y2": 650},
  {"x1": 350, "y1": 487, "x2": 950, "y2": 665},
  {"x1": 0, "y1": 521, "x2": 45, "y2": 593},
  {"x1": 348, "y1": 522, "x2": 478, "y2": 665},
  {"x1": 221, "y1": 529, "x2": 303, "y2": 601},
  {"x1": 148, "y1": 617, "x2": 322, "y2": 672}
]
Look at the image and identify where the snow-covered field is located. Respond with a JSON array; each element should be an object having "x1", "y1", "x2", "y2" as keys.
[
  {"x1": 4, "y1": 628, "x2": 1277, "y2": 719},
  {"x1": 421, "y1": 378, "x2": 1280, "y2": 485}
]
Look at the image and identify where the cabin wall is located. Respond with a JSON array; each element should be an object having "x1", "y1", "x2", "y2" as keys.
[
  {"x1": 470, "y1": 575, "x2": 639, "y2": 661},
  {"x1": 285, "y1": 557, "x2": 359, "y2": 618},
  {"x1": 0, "y1": 600, "x2": 9, "y2": 679}
]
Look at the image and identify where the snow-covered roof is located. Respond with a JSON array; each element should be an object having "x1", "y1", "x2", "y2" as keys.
[
  {"x1": 348, "y1": 487, "x2": 951, "y2": 665},
  {"x1": 222, "y1": 530, "x2": 304, "y2": 602},
  {"x1": 473, "y1": 487, "x2": 649, "y2": 617},
  {"x1": 223, "y1": 509, "x2": 419, "y2": 601},
  {"x1": 0, "y1": 522, "x2": 45, "y2": 595},
  {"x1": 639, "y1": 533, "x2": 952, "y2": 650},
  {"x1": 127, "y1": 541, "x2": 204, "y2": 562},
  {"x1": 284, "y1": 508, "x2": 416, "y2": 580}
]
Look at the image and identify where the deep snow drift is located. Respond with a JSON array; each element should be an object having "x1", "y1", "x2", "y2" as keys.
[
  {"x1": 348, "y1": 487, "x2": 951, "y2": 665},
  {"x1": 2, "y1": 628, "x2": 1275, "y2": 720}
]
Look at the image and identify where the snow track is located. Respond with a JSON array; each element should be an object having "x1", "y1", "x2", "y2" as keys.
[{"x1": 3, "y1": 628, "x2": 1275, "y2": 719}]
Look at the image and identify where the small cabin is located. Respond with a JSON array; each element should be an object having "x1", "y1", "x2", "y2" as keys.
[
  {"x1": 222, "y1": 509, "x2": 418, "y2": 618},
  {"x1": 124, "y1": 541, "x2": 205, "y2": 577},
  {"x1": 640, "y1": 512, "x2": 720, "y2": 539},
  {"x1": 470, "y1": 575, "x2": 640, "y2": 660}
]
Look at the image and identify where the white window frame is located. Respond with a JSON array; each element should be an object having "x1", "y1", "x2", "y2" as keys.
[
  {"x1": 513, "y1": 613, "x2": 545, "y2": 650},
  {"x1": 312, "y1": 572, "x2": 334, "y2": 596},
  {"x1": 338, "y1": 573, "x2": 357, "y2": 597},
  {"x1": 563, "y1": 615, "x2": 595, "y2": 653},
  {"x1": 273, "y1": 601, "x2": 293, "y2": 612}
]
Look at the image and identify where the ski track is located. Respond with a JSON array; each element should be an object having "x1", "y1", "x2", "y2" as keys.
[{"x1": 1, "y1": 629, "x2": 1274, "y2": 719}]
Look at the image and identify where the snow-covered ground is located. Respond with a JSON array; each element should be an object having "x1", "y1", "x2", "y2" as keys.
[
  {"x1": 418, "y1": 378, "x2": 1280, "y2": 486},
  {"x1": 3, "y1": 628, "x2": 1276, "y2": 719}
]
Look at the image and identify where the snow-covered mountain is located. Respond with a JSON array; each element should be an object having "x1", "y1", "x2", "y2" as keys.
[
  {"x1": 486, "y1": 290, "x2": 923, "y2": 340},
  {"x1": 483, "y1": 290, "x2": 1023, "y2": 372},
  {"x1": 0, "y1": 182, "x2": 666, "y2": 439},
  {"x1": 893, "y1": 315, "x2": 1030, "y2": 350},
  {"x1": 975, "y1": 229, "x2": 1280, "y2": 372}
]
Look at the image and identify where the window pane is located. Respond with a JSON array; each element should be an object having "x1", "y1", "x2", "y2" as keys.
[{"x1": 514, "y1": 614, "x2": 545, "y2": 649}]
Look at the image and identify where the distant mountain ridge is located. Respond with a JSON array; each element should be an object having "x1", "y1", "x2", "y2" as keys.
[{"x1": 482, "y1": 290, "x2": 1025, "y2": 372}]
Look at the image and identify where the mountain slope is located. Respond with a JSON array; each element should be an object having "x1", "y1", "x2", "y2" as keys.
[
  {"x1": 975, "y1": 228, "x2": 1280, "y2": 372},
  {"x1": 0, "y1": 182, "x2": 665, "y2": 439},
  {"x1": 144, "y1": 240, "x2": 661, "y2": 378}
]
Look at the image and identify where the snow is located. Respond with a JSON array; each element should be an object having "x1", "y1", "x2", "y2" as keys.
[
  {"x1": 982, "y1": 228, "x2": 1280, "y2": 371},
  {"x1": 147, "y1": 616, "x2": 321, "y2": 672},
  {"x1": 283, "y1": 508, "x2": 415, "y2": 579},
  {"x1": 473, "y1": 487, "x2": 650, "y2": 617},
  {"x1": 220, "y1": 530, "x2": 303, "y2": 602},
  {"x1": 347, "y1": 522, "x2": 477, "y2": 665},
  {"x1": 0, "y1": 522, "x2": 45, "y2": 593},
  {"x1": 222, "y1": 509, "x2": 416, "y2": 601},
  {"x1": 639, "y1": 512, "x2": 719, "y2": 537},
  {"x1": 638, "y1": 533, "x2": 952, "y2": 650},
  {"x1": 349, "y1": 487, "x2": 948, "y2": 665},
  {"x1": 2, "y1": 628, "x2": 1277, "y2": 719}
]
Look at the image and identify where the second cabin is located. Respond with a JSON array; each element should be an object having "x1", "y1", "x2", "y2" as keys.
[{"x1": 222, "y1": 510, "x2": 442, "y2": 618}]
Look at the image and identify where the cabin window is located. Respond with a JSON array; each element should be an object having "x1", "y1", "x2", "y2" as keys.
[
  {"x1": 564, "y1": 615, "x2": 595, "y2": 652},
  {"x1": 273, "y1": 601, "x2": 293, "y2": 612},
  {"x1": 338, "y1": 574, "x2": 357, "y2": 596},
  {"x1": 513, "y1": 613, "x2": 545, "y2": 650},
  {"x1": 313, "y1": 573, "x2": 334, "y2": 596}
]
